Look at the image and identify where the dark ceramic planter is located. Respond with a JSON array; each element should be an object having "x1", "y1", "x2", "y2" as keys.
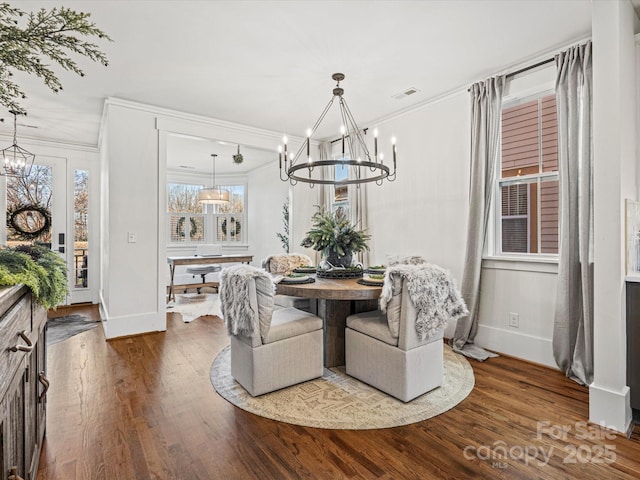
[{"x1": 326, "y1": 251, "x2": 352, "y2": 267}]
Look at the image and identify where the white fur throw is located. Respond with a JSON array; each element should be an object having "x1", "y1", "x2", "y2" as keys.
[
  {"x1": 261, "y1": 253, "x2": 313, "y2": 274},
  {"x1": 387, "y1": 255, "x2": 428, "y2": 266},
  {"x1": 380, "y1": 263, "x2": 469, "y2": 340},
  {"x1": 220, "y1": 264, "x2": 275, "y2": 337}
]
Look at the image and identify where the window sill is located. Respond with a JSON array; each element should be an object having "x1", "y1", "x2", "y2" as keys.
[
  {"x1": 166, "y1": 244, "x2": 250, "y2": 251},
  {"x1": 482, "y1": 255, "x2": 558, "y2": 274}
]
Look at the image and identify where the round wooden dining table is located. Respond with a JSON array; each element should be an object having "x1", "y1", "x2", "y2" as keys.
[{"x1": 276, "y1": 277, "x2": 382, "y2": 367}]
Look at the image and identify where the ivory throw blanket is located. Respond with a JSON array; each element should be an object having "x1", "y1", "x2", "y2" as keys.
[
  {"x1": 220, "y1": 265, "x2": 275, "y2": 338},
  {"x1": 380, "y1": 263, "x2": 469, "y2": 340},
  {"x1": 261, "y1": 253, "x2": 312, "y2": 274}
]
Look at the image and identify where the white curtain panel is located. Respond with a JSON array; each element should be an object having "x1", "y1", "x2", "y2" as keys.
[
  {"x1": 318, "y1": 141, "x2": 333, "y2": 211},
  {"x1": 348, "y1": 130, "x2": 370, "y2": 267},
  {"x1": 552, "y1": 41, "x2": 593, "y2": 385},
  {"x1": 451, "y1": 76, "x2": 505, "y2": 361}
]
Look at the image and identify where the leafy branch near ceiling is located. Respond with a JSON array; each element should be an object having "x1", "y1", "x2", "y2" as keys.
[{"x1": 0, "y1": 2, "x2": 112, "y2": 114}]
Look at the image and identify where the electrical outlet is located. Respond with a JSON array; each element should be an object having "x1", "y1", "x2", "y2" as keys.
[
  {"x1": 509, "y1": 312, "x2": 519, "y2": 328},
  {"x1": 127, "y1": 232, "x2": 137, "y2": 243}
]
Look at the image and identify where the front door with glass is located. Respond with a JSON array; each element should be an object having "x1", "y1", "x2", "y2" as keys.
[{"x1": 3, "y1": 156, "x2": 95, "y2": 305}]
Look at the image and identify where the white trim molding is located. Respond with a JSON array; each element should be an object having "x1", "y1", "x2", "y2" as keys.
[{"x1": 589, "y1": 383, "x2": 632, "y2": 434}]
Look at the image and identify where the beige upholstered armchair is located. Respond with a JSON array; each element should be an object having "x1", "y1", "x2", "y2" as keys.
[
  {"x1": 220, "y1": 264, "x2": 324, "y2": 396},
  {"x1": 345, "y1": 264, "x2": 467, "y2": 402},
  {"x1": 262, "y1": 253, "x2": 313, "y2": 311}
]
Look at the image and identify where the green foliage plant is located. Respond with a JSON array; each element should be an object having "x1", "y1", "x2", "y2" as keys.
[
  {"x1": 276, "y1": 198, "x2": 289, "y2": 253},
  {"x1": 300, "y1": 206, "x2": 370, "y2": 259},
  {"x1": 0, "y1": 244, "x2": 67, "y2": 309},
  {"x1": 0, "y1": 2, "x2": 111, "y2": 113}
]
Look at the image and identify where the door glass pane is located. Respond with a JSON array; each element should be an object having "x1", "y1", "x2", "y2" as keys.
[
  {"x1": 6, "y1": 164, "x2": 53, "y2": 248},
  {"x1": 74, "y1": 170, "x2": 89, "y2": 289}
]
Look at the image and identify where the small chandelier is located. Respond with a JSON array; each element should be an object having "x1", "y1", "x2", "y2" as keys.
[
  {"x1": 197, "y1": 154, "x2": 229, "y2": 204},
  {"x1": 278, "y1": 73, "x2": 396, "y2": 186},
  {"x1": 1, "y1": 111, "x2": 35, "y2": 177}
]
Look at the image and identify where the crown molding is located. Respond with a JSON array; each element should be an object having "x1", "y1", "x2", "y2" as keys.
[
  {"x1": 0, "y1": 132, "x2": 99, "y2": 154},
  {"x1": 370, "y1": 34, "x2": 592, "y2": 128},
  {"x1": 104, "y1": 97, "x2": 313, "y2": 147}
]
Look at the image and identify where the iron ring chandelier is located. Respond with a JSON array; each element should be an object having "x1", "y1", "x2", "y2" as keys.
[{"x1": 278, "y1": 73, "x2": 397, "y2": 187}]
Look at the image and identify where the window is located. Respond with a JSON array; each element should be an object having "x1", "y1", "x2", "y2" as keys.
[
  {"x1": 213, "y1": 185, "x2": 245, "y2": 244},
  {"x1": 496, "y1": 93, "x2": 559, "y2": 256},
  {"x1": 167, "y1": 182, "x2": 246, "y2": 245},
  {"x1": 333, "y1": 163, "x2": 349, "y2": 211},
  {"x1": 74, "y1": 170, "x2": 89, "y2": 288},
  {"x1": 167, "y1": 183, "x2": 205, "y2": 244}
]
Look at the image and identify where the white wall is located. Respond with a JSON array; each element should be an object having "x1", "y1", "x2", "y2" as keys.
[
  {"x1": 100, "y1": 98, "x2": 299, "y2": 338},
  {"x1": 476, "y1": 261, "x2": 557, "y2": 366},
  {"x1": 248, "y1": 163, "x2": 291, "y2": 266},
  {"x1": 288, "y1": 144, "x2": 325, "y2": 263},
  {"x1": 589, "y1": 0, "x2": 638, "y2": 433},
  {"x1": 102, "y1": 104, "x2": 161, "y2": 338},
  {"x1": 366, "y1": 91, "x2": 470, "y2": 283}
]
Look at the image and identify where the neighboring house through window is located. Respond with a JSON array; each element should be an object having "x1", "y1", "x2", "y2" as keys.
[{"x1": 497, "y1": 92, "x2": 559, "y2": 256}]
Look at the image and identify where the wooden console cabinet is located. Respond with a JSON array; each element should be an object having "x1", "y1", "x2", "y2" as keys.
[{"x1": 0, "y1": 285, "x2": 48, "y2": 480}]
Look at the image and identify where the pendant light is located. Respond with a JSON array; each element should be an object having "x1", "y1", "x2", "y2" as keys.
[
  {"x1": 197, "y1": 154, "x2": 229, "y2": 204},
  {"x1": 1, "y1": 111, "x2": 35, "y2": 177}
]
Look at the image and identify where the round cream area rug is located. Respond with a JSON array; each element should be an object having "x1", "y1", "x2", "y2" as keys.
[{"x1": 210, "y1": 344, "x2": 474, "y2": 429}]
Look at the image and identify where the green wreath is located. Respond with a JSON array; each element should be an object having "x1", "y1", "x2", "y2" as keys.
[
  {"x1": 221, "y1": 217, "x2": 241, "y2": 238},
  {"x1": 176, "y1": 217, "x2": 198, "y2": 238},
  {"x1": 7, "y1": 204, "x2": 52, "y2": 241}
]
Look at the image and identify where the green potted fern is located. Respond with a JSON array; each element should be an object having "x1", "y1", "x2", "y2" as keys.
[
  {"x1": 300, "y1": 207, "x2": 370, "y2": 267},
  {"x1": 0, "y1": 245, "x2": 68, "y2": 309}
]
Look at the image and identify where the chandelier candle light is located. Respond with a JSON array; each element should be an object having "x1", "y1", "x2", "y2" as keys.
[
  {"x1": 1, "y1": 111, "x2": 35, "y2": 177},
  {"x1": 197, "y1": 154, "x2": 229, "y2": 204},
  {"x1": 278, "y1": 73, "x2": 397, "y2": 186}
]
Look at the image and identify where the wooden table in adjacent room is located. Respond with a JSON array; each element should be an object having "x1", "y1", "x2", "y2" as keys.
[
  {"x1": 167, "y1": 254, "x2": 253, "y2": 302},
  {"x1": 276, "y1": 277, "x2": 382, "y2": 367}
]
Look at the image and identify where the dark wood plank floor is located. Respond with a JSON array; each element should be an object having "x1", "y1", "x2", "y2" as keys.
[{"x1": 38, "y1": 308, "x2": 640, "y2": 480}]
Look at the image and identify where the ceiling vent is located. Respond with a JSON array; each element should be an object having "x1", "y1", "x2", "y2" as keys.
[{"x1": 392, "y1": 87, "x2": 420, "y2": 100}]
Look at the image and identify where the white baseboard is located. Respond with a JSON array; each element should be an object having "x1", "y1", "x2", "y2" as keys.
[
  {"x1": 99, "y1": 289, "x2": 166, "y2": 339},
  {"x1": 98, "y1": 290, "x2": 109, "y2": 337},
  {"x1": 475, "y1": 324, "x2": 556, "y2": 368},
  {"x1": 589, "y1": 383, "x2": 632, "y2": 434},
  {"x1": 103, "y1": 310, "x2": 166, "y2": 339}
]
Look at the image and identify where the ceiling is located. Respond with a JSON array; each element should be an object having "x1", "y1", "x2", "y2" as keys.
[{"x1": 7, "y1": 1, "x2": 592, "y2": 174}]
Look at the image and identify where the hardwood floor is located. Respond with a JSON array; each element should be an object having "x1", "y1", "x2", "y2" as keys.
[{"x1": 37, "y1": 309, "x2": 640, "y2": 480}]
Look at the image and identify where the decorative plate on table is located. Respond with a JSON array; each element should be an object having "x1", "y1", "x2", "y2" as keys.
[
  {"x1": 364, "y1": 265, "x2": 386, "y2": 275},
  {"x1": 358, "y1": 274, "x2": 385, "y2": 286},
  {"x1": 317, "y1": 268, "x2": 363, "y2": 279},
  {"x1": 280, "y1": 275, "x2": 315, "y2": 284},
  {"x1": 293, "y1": 266, "x2": 317, "y2": 274}
]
